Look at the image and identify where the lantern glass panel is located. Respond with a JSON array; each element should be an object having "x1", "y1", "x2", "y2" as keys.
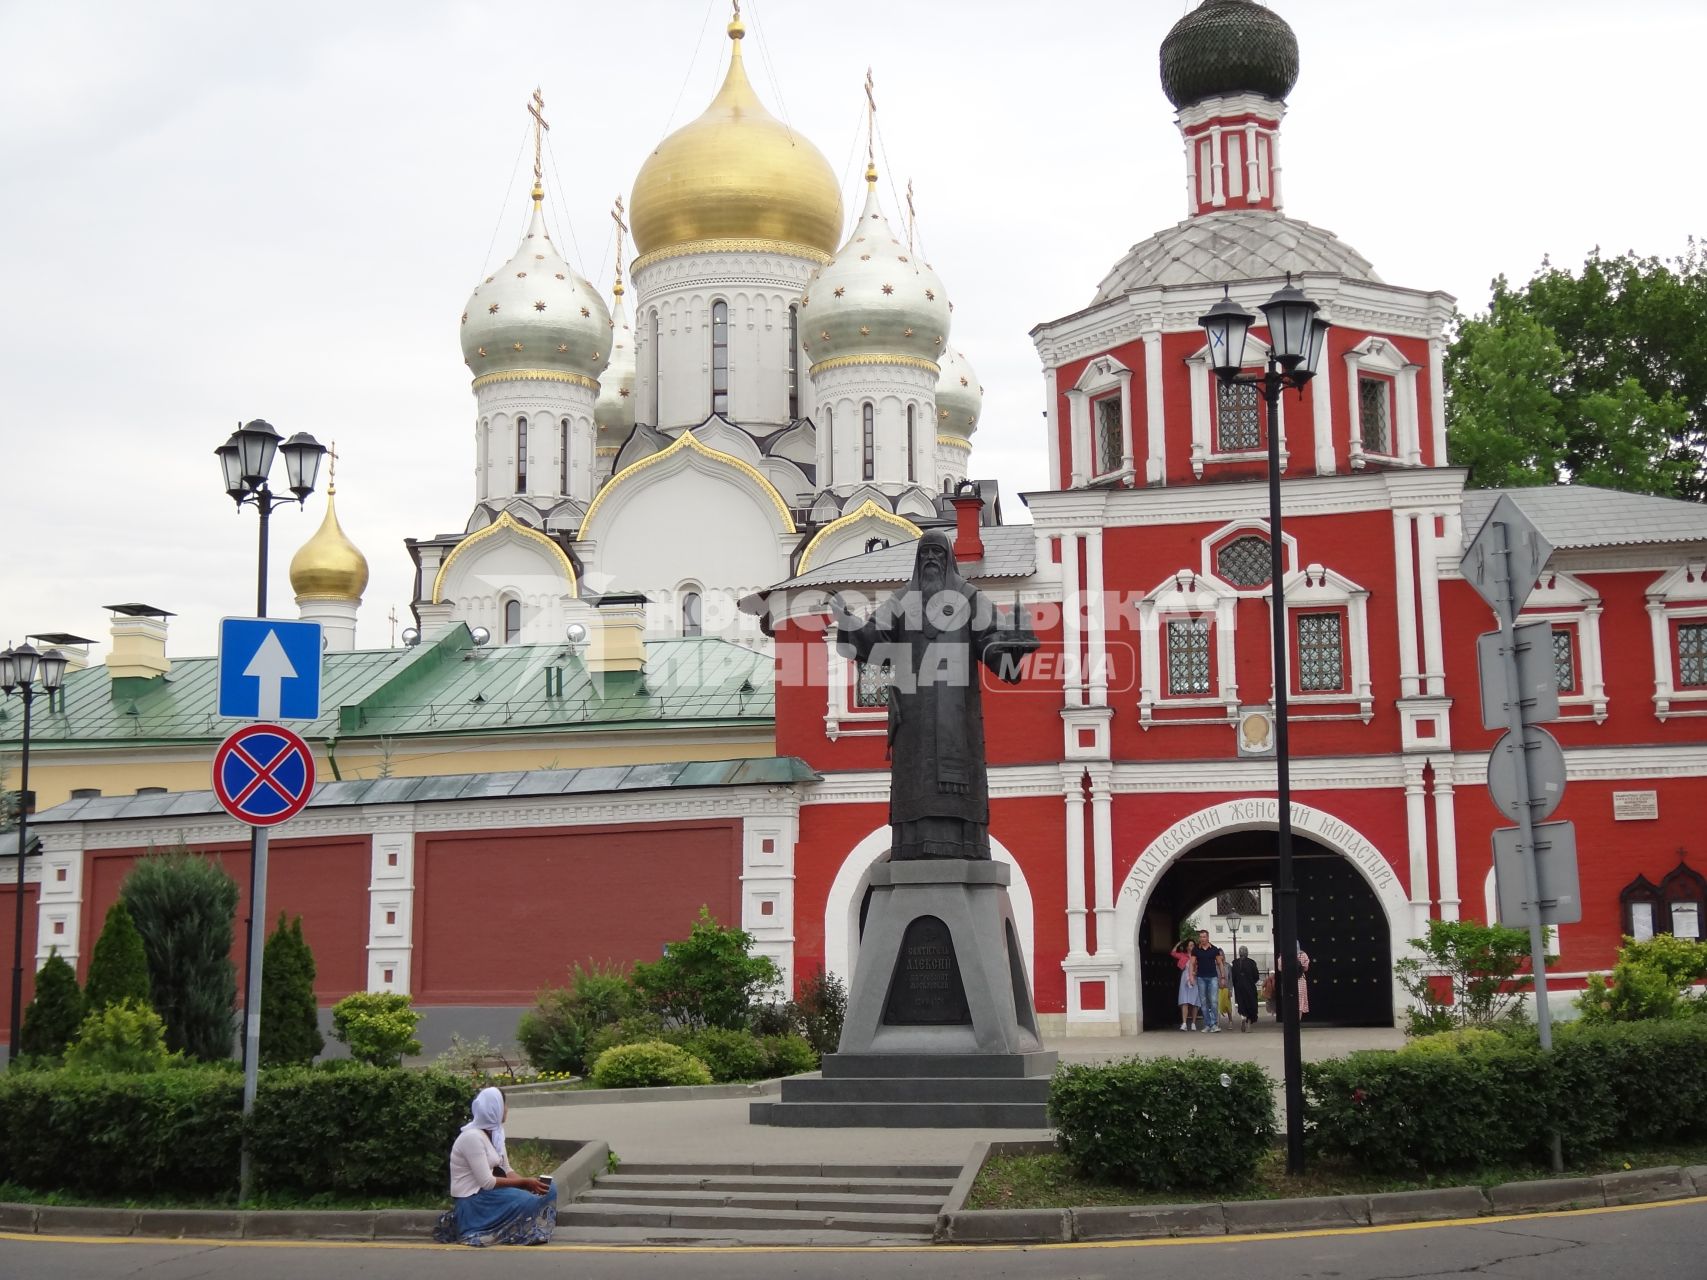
[
  {"x1": 1199, "y1": 293, "x2": 1255, "y2": 379},
  {"x1": 37, "y1": 649, "x2": 68, "y2": 692},
  {"x1": 280, "y1": 433, "x2": 325, "y2": 499},
  {"x1": 235, "y1": 420, "x2": 281, "y2": 486}
]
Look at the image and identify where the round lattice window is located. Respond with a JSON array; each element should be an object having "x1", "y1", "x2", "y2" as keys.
[{"x1": 1216, "y1": 535, "x2": 1272, "y2": 587}]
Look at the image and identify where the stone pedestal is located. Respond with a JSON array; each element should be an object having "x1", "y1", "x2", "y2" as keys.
[{"x1": 751, "y1": 861, "x2": 1056, "y2": 1127}]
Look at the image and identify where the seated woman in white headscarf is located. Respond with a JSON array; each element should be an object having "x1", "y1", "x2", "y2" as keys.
[{"x1": 433, "y1": 1086, "x2": 556, "y2": 1246}]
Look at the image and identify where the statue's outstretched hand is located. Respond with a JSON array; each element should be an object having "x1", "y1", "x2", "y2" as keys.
[{"x1": 827, "y1": 592, "x2": 862, "y2": 631}]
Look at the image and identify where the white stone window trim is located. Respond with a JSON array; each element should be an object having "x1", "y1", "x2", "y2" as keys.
[
  {"x1": 1137, "y1": 569, "x2": 1239, "y2": 727},
  {"x1": 1187, "y1": 335, "x2": 1287, "y2": 478},
  {"x1": 1064, "y1": 355, "x2": 1134, "y2": 487},
  {"x1": 1345, "y1": 337, "x2": 1422, "y2": 470},
  {"x1": 1523, "y1": 570, "x2": 1607, "y2": 723},
  {"x1": 1648, "y1": 561, "x2": 1707, "y2": 720},
  {"x1": 1263, "y1": 563, "x2": 1374, "y2": 722},
  {"x1": 1200, "y1": 518, "x2": 1299, "y2": 594},
  {"x1": 823, "y1": 626, "x2": 887, "y2": 739}
]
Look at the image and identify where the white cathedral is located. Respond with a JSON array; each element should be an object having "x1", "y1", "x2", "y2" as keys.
[{"x1": 284, "y1": 15, "x2": 990, "y2": 651}]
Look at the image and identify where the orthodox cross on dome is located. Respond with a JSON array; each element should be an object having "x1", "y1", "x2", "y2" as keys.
[
  {"x1": 905, "y1": 179, "x2": 916, "y2": 256},
  {"x1": 527, "y1": 87, "x2": 549, "y2": 196},
  {"x1": 387, "y1": 605, "x2": 398, "y2": 648},
  {"x1": 326, "y1": 439, "x2": 339, "y2": 494},
  {"x1": 611, "y1": 196, "x2": 628, "y2": 297},
  {"x1": 863, "y1": 67, "x2": 877, "y2": 183}
]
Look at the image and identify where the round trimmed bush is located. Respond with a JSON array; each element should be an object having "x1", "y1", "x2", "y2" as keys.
[
  {"x1": 590, "y1": 1040, "x2": 712, "y2": 1089},
  {"x1": 758, "y1": 1033, "x2": 818, "y2": 1077},
  {"x1": 682, "y1": 1028, "x2": 766, "y2": 1082}
]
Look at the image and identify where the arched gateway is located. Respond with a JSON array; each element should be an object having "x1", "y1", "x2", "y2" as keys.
[{"x1": 1113, "y1": 800, "x2": 1417, "y2": 1032}]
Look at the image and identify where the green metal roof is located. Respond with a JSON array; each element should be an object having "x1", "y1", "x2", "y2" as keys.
[
  {"x1": 0, "y1": 625, "x2": 774, "y2": 750},
  {"x1": 30, "y1": 756, "x2": 819, "y2": 826}
]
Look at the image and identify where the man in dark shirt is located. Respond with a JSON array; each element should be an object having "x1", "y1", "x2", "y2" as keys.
[{"x1": 1191, "y1": 929, "x2": 1227, "y2": 1033}]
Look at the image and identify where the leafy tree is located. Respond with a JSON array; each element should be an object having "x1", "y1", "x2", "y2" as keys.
[
  {"x1": 83, "y1": 899, "x2": 152, "y2": 1013},
  {"x1": 1447, "y1": 244, "x2": 1706, "y2": 497},
  {"x1": 122, "y1": 845, "x2": 240, "y2": 1061},
  {"x1": 788, "y1": 966, "x2": 847, "y2": 1058},
  {"x1": 630, "y1": 907, "x2": 781, "y2": 1031},
  {"x1": 260, "y1": 914, "x2": 324, "y2": 1066},
  {"x1": 17, "y1": 950, "x2": 84, "y2": 1062},
  {"x1": 1394, "y1": 918, "x2": 1553, "y2": 1037},
  {"x1": 517, "y1": 962, "x2": 639, "y2": 1076}
]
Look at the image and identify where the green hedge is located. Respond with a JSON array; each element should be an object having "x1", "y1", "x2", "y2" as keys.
[
  {"x1": 0, "y1": 1064, "x2": 472, "y2": 1200},
  {"x1": 1050, "y1": 1057, "x2": 1275, "y2": 1191},
  {"x1": 0, "y1": 1066, "x2": 244, "y2": 1197},
  {"x1": 1306, "y1": 1018, "x2": 1707, "y2": 1172},
  {"x1": 248, "y1": 1065, "x2": 472, "y2": 1197}
]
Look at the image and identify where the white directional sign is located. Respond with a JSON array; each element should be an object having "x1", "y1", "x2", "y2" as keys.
[
  {"x1": 217, "y1": 618, "x2": 323, "y2": 721},
  {"x1": 1461, "y1": 493, "x2": 1554, "y2": 625}
]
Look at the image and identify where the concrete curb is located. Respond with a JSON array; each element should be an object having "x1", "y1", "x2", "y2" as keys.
[
  {"x1": 932, "y1": 1153, "x2": 1707, "y2": 1246},
  {"x1": 4, "y1": 1159, "x2": 1703, "y2": 1244}
]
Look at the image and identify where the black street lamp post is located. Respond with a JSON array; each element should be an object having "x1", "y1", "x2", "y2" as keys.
[
  {"x1": 1200, "y1": 276, "x2": 1330, "y2": 1175},
  {"x1": 2, "y1": 642, "x2": 69, "y2": 1064},
  {"x1": 213, "y1": 421, "x2": 322, "y2": 1085}
]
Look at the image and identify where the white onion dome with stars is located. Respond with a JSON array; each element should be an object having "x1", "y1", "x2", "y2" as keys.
[
  {"x1": 595, "y1": 287, "x2": 636, "y2": 446},
  {"x1": 800, "y1": 169, "x2": 951, "y2": 371},
  {"x1": 934, "y1": 346, "x2": 983, "y2": 439},
  {"x1": 461, "y1": 187, "x2": 612, "y2": 382}
]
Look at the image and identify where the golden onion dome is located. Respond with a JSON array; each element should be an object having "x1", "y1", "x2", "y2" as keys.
[
  {"x1": 629, "y1": 16, "x2": 842, "y2": 261},
  {"x1": 289, "y1": 487, "x2": 369, "y2": 602}
]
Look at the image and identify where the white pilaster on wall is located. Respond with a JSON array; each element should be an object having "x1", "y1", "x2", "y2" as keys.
[
  {"x1": 1404, "y1": 763, "x2": 1431, "y2": 921},
  {"x1": 1065, "y1": 389, "x2": 1088, "y2": 488},
  {"x1": 34, "y1": 829, "x2": 82, "y2": 967},
  {"x1": 742, "y1": 811, "x2": 798, "y2": 991},
  {"x1": 1060, "y1": 533, "x2": 1084, "y2": 707},
  {"x1": 1392, "y1": 511, "x2": 1421, "y2": 698},
  {"x1": 1416, "y1": 514, "x2": 1446, "y2": 697},
  {"x1": 1087, "y1": 765, "x2": 1115, "y2": 955},
  {"x1": 1044, "y1": 367, "x2": 1062, "y2": 490},
  {"x1": 1061, "y1": 766, "x2": 1088, "y2": 958},
  {"x1": 1432, "y1": 766, "x2": 1461, "y2": 921},
  {"x1": 1085, "y1": 530, "x2": 1108, "y2": 706},
  {"x1": 1143, "y1": 328, "x2": 1166, "y2": 484},
  {"x1": 1117, "y1": 368, "x2": 1135, "y2": 476},
  {"x1": 367, "y1": 831, "x2": 415, "y2": 994},
  {"x1": 1313, "y1": 358, "x2": 1335, "y2": 474},
  {"x1": 1428, "y1": 337, "x2": 1448, "y2": 464}
]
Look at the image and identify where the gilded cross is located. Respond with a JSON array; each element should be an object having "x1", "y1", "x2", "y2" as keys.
[
  {"x1": 387, "y1": 606, "x2": 398, "y2": 648},
  {"x1": 528, "y1": 88, "x2": 549, "y2": 187},
  {"x1": 905, "y1": 179, "x2": 916, "y2": 256},
  {"x1": 611, "y1": 195, "x2": 628, "y2": 294},
  {"x1": 864, "y1": 68, "x2": 876, "y2": 171},
  {"x1": 326, "y1": 439, "x2": 339, "y2": 491}
]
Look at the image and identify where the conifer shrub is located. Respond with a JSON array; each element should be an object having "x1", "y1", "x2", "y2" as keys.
[
  {"x1": 17, "y1": 951, "x2": 84, "y2": 1063},
  {"x1": 1050, "y1": 1057, "x2": 1275, "y2": 1190},
  {"x1": 83, "y1": 899, "x2": 152, "y2": 1013},
  {"x1": 330, "y1": 991, "x2": 422, "y2": 1067},
  {"x1": 589, "y1": 1040, "x2": 712, "y2": 1089},
  {"x1": 63, "y1": 1000, "x2": 175, "y2": 1073},
  {"x1": 260, "y1": 914, "x2": 324, "y2": 1067},
  {"x1": 122, "y1": 847, "x2": 239, "y2": 1061}
]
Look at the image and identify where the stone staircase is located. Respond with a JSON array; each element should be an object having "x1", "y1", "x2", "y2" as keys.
[
  {"x1": 750, "y1": 1051, "x2": 1057, "y2": 1127},
  {"x1": 557, "y1": 1161, "x2": 962, "y2": 1244}
]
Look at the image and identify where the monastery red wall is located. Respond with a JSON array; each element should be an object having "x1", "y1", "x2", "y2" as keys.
[
  {"x1": 80, "y1": 836, "x2": 369, "y2": 1002},
  {"x1": 0, "y1": 883, "x2": 39, "y2": 1044},
  {"x1": 411, "y1": 819, "x2": 740, "y2": 1004}
]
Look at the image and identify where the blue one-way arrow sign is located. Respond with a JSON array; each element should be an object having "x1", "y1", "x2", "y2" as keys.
[{"x1": 217, "y1": 618, "x2": 323, "y2": 721}]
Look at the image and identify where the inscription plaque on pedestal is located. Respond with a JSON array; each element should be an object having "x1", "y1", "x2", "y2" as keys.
[{"x1": 883, "y1": 915, "x2": 970, "y2": 1025}]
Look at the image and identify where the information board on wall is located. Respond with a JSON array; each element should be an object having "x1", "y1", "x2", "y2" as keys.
[{"x1": 1613, "y1": 791, "x2": 1659, "y2": 821}]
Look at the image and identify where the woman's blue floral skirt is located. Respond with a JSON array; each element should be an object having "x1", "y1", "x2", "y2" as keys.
[{"x1": 434, "y1": 1185, "x2": 557, "y2": 1246}]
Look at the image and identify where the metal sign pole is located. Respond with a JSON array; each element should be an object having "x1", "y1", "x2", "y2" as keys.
[
  {"x1": 1493, "y1": 518, "x2": 1562, "y2": 1173},
  {"x1": 238, "y1": 824, "x2": 270, "y2": 1201}
]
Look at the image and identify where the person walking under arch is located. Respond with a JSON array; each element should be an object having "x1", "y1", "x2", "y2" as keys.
[{"x1": 1190, "y1": 929, "x2": 1227, "y2": 1033}]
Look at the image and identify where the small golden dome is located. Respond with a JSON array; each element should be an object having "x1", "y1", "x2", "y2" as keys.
[
  {"x1": 629, "y1": 18, "x2": 842, "y2": 259},
  {"x1": 290, "y1": 488, "x2": 369, "y2": 602}
]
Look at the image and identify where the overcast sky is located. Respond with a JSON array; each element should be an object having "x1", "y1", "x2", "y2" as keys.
[{"x1": 2, "y1": 0, "x2": 1702, "y2": 659}]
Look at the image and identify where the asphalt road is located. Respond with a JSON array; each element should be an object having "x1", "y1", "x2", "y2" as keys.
[{"x1": 7, "y1": 1199, "x2": 1705, "y2": 1279}]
